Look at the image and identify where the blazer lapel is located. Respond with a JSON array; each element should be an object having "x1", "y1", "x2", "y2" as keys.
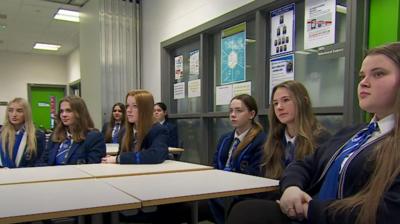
[
  {"x1": 65, "y1": 142, "x2": 80, "y2": 163},
  {"x1": 49, "y1": 142, "x2": 60, "y2": 165}
]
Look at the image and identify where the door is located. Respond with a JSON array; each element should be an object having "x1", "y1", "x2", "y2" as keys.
[{"x1": 28, "y1": 84, "x2": 66, "y2": 131}]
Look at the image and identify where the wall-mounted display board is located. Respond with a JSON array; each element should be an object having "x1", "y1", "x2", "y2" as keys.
[{"x1": 160, "y1": 0, "x2": 368, "y2": 165}]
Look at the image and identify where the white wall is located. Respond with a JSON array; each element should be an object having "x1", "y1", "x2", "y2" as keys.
[
  {"x1": 67, "y1": 48, "x2": 81, "y2": 83},
  {"x1": 0, "y1": 50, "x2": 68, "y2": 123},
  {"x1": 80, "y1": 0, "x2": 102, "y2": 129},
  {"x1": 141, "y1": 0, "x2": 254, "y2": 101}
]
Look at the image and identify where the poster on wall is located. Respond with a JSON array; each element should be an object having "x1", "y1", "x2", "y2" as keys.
[
  {"x1": 189, "y1": 50, "x2": 199, "y2": 75},
  {"x1": 216, "y1": 85, "x2": 233, "y2": 105},
  {"x1": 304, "y1": 0, "x2": 336, "y2": 49},
  {"x1": 233, "y1": 81, "x2": 251, "y2": 96},
  {"x1": 50, "y1": 96, "x2": 56, "y2": 129},
  {"x1": 221, "y1": 23, "x2": 246, "y2": 85},
  {"x1": 173, "y1": 82, "x2": 185, "y2": 99},
  {"x1": 269, "y1": 54, "x2": 294, "y2": 100},
  {"x1": 188, "y1": 79, "x2": 201, "y2": 98},
  {"x1": 174, "y1": 55, "x2": 184, "y2": 80},
  {"x1": 270, "y1": 4, "x2": 295, "y2": 56}
]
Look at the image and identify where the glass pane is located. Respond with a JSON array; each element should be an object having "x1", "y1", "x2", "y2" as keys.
[
  {"x1": 213, "y1": 19, "x2": 256, "y2": 112},
  {"x1": 174, "y1": 41, "x2": 202, "y2": 113},
  {"x1": 176, "y1": 119, "x2": 202, "y2": 163},
  {"x1": 268, "y1": 1, "x2": 347, "y2": 107},
  {"x1": 317, "y1": 115, "x2": 344, "y2": 135}
]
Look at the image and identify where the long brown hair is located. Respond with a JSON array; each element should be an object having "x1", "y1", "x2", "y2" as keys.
[
  {"x1": 1, "y1": 98, "x2": 37, "y2": 158},
  {"x1": 121, "y1": 90, "x2": 155, "y2": 152},
  {"x1": 263, "y1": 80, "x2": 325, "y2": 179},
  {"x1": 230, "y1": 94, "x2": 263, "y2": 159},
  {"x1": 52, "y1": 96, "x2": 95, "y2": 142},
  {"x1": 104, "y1": 102, "x2": 126, "y2": 142},
  {"x1": 330, "y1": 42, "x2": 400, "y2": 224}
]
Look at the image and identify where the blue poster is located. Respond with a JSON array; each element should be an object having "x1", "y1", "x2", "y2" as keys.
[{"x1": 221, "y1": 31, "x2": 246, "y2": 85}]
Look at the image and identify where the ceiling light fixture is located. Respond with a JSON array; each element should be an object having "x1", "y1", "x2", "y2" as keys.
[
  {"x1": 33, "y1": 43, "x2": 61, "y2": 51},
  {"x1": 54, "y1": 9, "x2": 80, "y2": 22}
]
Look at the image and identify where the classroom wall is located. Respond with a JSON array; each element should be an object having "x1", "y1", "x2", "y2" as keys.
[
  {"x1": 141, "y1": 0, "x2": 254, "y2": 101},
  {"x1": 80, "y1": 0, "x2": 102, "y2": 129},
  {"x1": 0, "y1": 51, "x2": 68, "y2": 124},
  {"x1": 67, "y1": 48, "x2": 81, "y2": 83}
]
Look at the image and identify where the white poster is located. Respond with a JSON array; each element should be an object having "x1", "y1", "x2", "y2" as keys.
[
  {"x1": 269, "y1": 54, "x2": 294, "y2": 100},
  {"x1": 233, "y1": 81, "x2": 251, "y2": 96},
  {"x1": 188, "y1": 79, "x2": 201, "y2": 98},
  {"x1": 270, "y1": 4, "x2": 295, "y2": 56},
  {"x1": 174, "y1": 55, "x2": 183, "y2": 80},
  {"x1": 189, "y1": 50, "x2": 199, "y2": 75},
  {"x1": 173, "y1": 82, "x2": 185, "y2": 100},
  {"x1": 304, "y1": 0, "x2": 336, "y2": 49},
  {"x1": 216, "y1": 85, "x2": 233, "y2": 105}
]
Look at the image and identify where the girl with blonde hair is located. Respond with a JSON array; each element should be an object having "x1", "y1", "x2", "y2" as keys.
[{"x1": 0, "y1": 98, "x2": 45, "y2": 168}]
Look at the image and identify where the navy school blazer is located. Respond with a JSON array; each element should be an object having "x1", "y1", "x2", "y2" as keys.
[
  {"x1": 0, "y1": 130, "x2": 45, "y2": 168},
  {"x1": 280, "y1": 124, "x2": 398, "y2": 224},
  {"x1": 118, "y1": 123, "x2": 169, "y2": 164},
  {"x1": 162, "y1": 120, "x2": 179, "y2": 147},
  {"x1": 38, "y1": 130, "x2": 106, "y2": 165},
  {"x1": 213, "y1": 130, "x2": 267, "y2": 176}
]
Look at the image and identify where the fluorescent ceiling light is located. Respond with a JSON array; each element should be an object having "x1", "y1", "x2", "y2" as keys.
[
  {"x1": 54, "y1": 9, "x2": 80, "y2": 22},
  {"x1": 33, "y1": 43, "x2": 61, "y2": 51}
]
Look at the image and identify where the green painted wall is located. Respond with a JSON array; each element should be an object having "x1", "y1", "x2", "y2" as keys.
[
  {"x1": 369, "y1": 0, "x2": 400, "y2": 48},
  {"x1": 30, "y1": 87, "x2": 65, "y2": 131}
]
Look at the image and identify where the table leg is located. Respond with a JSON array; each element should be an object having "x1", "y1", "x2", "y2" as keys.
[{"x1": 190, "y1": 201, "x2": 199, "y2": 224}]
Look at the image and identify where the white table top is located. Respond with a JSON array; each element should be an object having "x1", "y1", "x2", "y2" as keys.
[
  {"x1": 74, "y1": 160, "x2": 213, "y2": 178},
  {"x1": 102, "y1": 169, "x2": 279, "y2": 206},
  {"x1": 0, "y1": 165, "x2": 92, "y2": 185},
  {"x1": 0, "y1": 179, "x2": 141, "y2": 223}
]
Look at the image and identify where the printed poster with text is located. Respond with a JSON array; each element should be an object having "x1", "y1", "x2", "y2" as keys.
[
  {"x1": 270, "y1": 4, "x2": 295, "y2": 56},
  {"x1": 269, "y1": 54, "x2": 294, "y2": 101},
  {"x1": 304, "y1": 0, "x2": 336, "y2": 49},
  {"x1": 174, "y1": 55, "x2": 183, "y2": 80},
  {"x1": 189, "y1": 50, "x2": 199, "y2": 75},
  {"x1": 221, "y1": 23, "x2": 246, "y2": 85}
]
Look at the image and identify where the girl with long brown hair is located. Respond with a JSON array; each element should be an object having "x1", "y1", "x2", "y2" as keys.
[
  {"x1": 0, "y1": 98, "x2": 45, "y2": 168},
  {"x1": 40, "y1": 96, "x2": 106, "y2": 165},
  {"x1": 227, "y1": 42, "x2": 400, "y2": 224},
  {"x1": 101, "y1": 102, "x2": 126, "y2": 143},
  {"x1": 263, "y1": 80, "x2": 331, "y2": 180},
  {"x1": 101, "y1": 90, "x2": 169, "y2": 164}
]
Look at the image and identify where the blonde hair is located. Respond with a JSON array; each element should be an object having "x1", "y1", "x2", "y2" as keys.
[
  {"x1": 1, "y1": 98, "x2": 37, "y2": 158},
  {"x1": 121, "y1": 90, "x2": 155, "y2": 152},
  {"x1": 263, "y1": 80, "x2": 325, "y2": 178}
]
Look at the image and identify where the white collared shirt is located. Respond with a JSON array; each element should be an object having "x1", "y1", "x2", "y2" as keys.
[
  {"x1": 284, "y1": 129, "x2": 296, "y2": 145},
  {"x1": 225, "y1": 128, "x2": 251, "y2": 168}
]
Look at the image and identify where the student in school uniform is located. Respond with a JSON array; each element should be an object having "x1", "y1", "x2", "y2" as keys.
[
  {"x1": 102, "y1": 89, "x2": 169, "y2": 164},
  {"x1": 227, "y1": 42, "x2": 400, "y2": 224},
  {"x1": 0, "y1": 98, "x2": 45, "y2": 168},
  {"x1": 261, "y1": 80, "x2": 331, "y2": 199},
  {"x1": 102, "y1": 102, "x2": 126, "y2": 143},
  {"x1": 210, "y1": 94, "x2": 267, "y2": 224},
  {"x1": 39, "y1": 96, "x2": 106, "y2": 165},
  {"x1": 153, "y1": 102, "x2": 179, "y2": 147}
]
